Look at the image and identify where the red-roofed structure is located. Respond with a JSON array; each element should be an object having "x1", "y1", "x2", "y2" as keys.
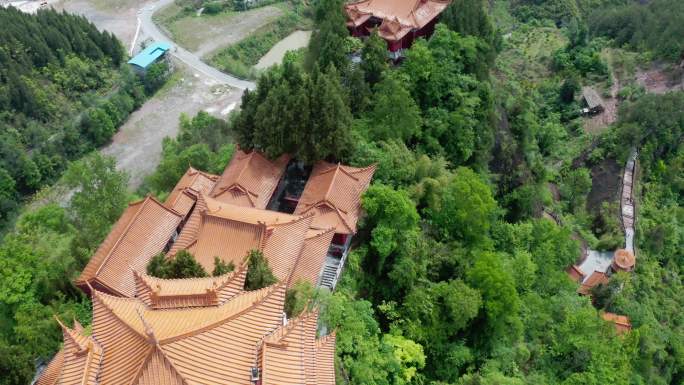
[
  {"x1": 566, "y1": 265, "x2": 585, "y2": 283},
  {"x1": 601, "y1": 311, "x2": 632, "y2": 335},
  {"x1": 62, "y1": 151, "x2": 378, "y2": 384},
  {"x1": 577, "y1": 271, "x2": 609, "y2": 295},
  {"x1": 345, "y1": 0, "x2": 452, "y2": 56}
]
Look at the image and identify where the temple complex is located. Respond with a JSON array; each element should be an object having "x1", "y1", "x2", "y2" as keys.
[
  {"x1": 37, "y1": 284, "x2": 335, "y2": 384},
  {"x1": 345, "y1": 0, "x2": 452, "y2": 58},
  {"x1": 39, "y1": 149, "x2": 375, "y2": 384}
]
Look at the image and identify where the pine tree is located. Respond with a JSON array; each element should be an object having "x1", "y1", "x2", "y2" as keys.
[
  {"x1": 361, "y1": 30, "x2": 388, "y2": 86},
  {"x1": 307, "y1": 0, "x2": 349, "y2": 70},
  {"x1": 303, "y1": 64, "x2": 353, "y2": 162}
]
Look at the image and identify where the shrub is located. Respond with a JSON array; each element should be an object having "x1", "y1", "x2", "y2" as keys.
[
  {"x1": 244, "y1": 249, "x2": 277, "y2": 290},
  {"x1": 212, "y1": 256, "x2": 235, "y2": 276},
  {"x1": 284, "y1": 280, "x2": 314, "y2": 318},
  {"x1": 147, "y1": 250, "x2": 208, "y2": 279}
]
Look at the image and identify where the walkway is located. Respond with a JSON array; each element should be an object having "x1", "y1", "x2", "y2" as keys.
[
  {"x1": 138, "y1": 0, "x2": 256, "y2": 90},
  {"x1": 621, "y1": 150, "x2": 638, "y2": 252},
  {"x1": 572, "y1": 150, "x2": 639, "y2": 283}
]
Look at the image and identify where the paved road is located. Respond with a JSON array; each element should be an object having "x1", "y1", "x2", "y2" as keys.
[{"x1": 139, "y1": 0, "x2": 256, "y2": 90}]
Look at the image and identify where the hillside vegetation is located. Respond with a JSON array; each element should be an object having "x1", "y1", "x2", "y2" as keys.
[
  {"x1": 0, "y1": 7, "x2": 164, "y2": 228},
  {"x1": 0, "y1": 0, "x2": 682, "y2": 384}
]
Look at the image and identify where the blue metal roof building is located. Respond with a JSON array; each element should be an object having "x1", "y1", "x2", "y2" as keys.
[{"x1": 128, "y1": 42, "x2": 171, "y2": 69}]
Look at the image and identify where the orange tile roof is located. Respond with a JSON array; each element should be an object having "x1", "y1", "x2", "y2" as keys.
[
  {"x1": 262, "y1": 215, "x2": 314, "y2": 282},
  {"x1": 211, "y1": 150, "x2": 290, "y2": 209},
  {"x1": 167, "y1": 191, "x2": 209, "y2": 257},
  {"x1": 577, "y1": 271, "x2": 609, "y2": 295},
  {"x1": 613, "y1": 249, "x2": 636, "y2": 272},
  {"x1": 76, "y1": 196, "x2": 183, "y2": 297},
  {"x1": 93, "y1": 285, "x2": 281, "y2": 343},
  {"x1": 260, "y1": 310, "x2": 335, "y2": 385},
  {"x1": 205, "y1": 192, "x2": 302, "y2": 225},
  {"x1": 290, "y1": 229, "x2": 336, "y2": 287},
  {"x1": 35, "y1": 348, "x2": 63, "y2": 385},
  {"x1": 41, "y1": 153, "x2": 353, "y2": 384},
  {"x1": 315, "y1": 332, "x2": 337, "y2": 384},
  {"x1": 601, "y1": 311, "x2": 632, "y2": 334},
  {"x1": 186, "y1": 213, "x2": 268, "y2": 272},
  {"x1": 34, "y1": 287, "x2": 289, "y2": 385},
  {"x1": 345, "y1": 0, "x2": 451, "y2": 41},
  {"x1": 40, "y1": 289, "x2": 337, "y2": 385},
  {"x1": 166, "y1": 167, "x2": 218, "y2": 215},
  {"x1": 37, "y1": 318, "x2": 103, "y2": 385},
  {"x1": 566, "y1": 265, "x2": 585, "y2": 283},
  {"x1": 175, "y1": 194, "x2": 321, "y2": 284},
  {"x1": 133, "y1": 266, "x2": 247, "y2": 309},
  {"x1": 294, "y1": 162, "x2": 376, "y2": 234}
]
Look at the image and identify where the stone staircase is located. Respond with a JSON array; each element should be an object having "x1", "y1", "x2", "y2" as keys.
[{"x1": 319, "y1": 257, "x2": 341, "y2": 290}]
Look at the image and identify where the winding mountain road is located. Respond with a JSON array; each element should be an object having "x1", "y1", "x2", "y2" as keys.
[{"x1": 138, "y1": 0, "x2": 256, "y2": 90}]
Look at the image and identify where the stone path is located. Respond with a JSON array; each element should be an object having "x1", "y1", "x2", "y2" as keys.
[
  {"x1": 574, "y1": 150, "x2": 639, "y2": 282},
  {"x1": 621, "y1": 150, "x2": 638, "y2": 253}
]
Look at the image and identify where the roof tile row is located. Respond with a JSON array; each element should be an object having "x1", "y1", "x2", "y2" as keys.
[{"x1": 51, "y1": 150, "x2": 376, "y2": 384}]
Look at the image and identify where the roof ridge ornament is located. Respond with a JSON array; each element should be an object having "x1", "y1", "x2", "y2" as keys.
[{"x1": 136, "y1": 308, "x2": 158, "y2": 345}]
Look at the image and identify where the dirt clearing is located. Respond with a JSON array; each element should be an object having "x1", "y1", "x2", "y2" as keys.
[
  {"x1": 53, "y1": 0, "x2": 143, "y2": 49},
  {"x1": 154, "y1": 4, "x2": 283, "y2": 58},
  {"x1": 51, "y1": 0, "x2": 244, "y2": 188},
  {"x1": 636, "y1": 62, "x2": 684, "y2": 94},
  {"x1": 586, "y1": 157, "x2": 622, "y2": 213},
  {"x1": 101, "y1": 61, "x2": 242, "y2": 189},
  {"x1": 255, "y1": 30, "x2": 311, "y2": 70}
]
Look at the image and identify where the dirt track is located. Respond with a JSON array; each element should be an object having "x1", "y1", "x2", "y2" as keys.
[
  {"x1": 102, "y1": 63, "x2": 241, "y2": 188},
  {"x1": 53, "y1": 0, "x2": 244, "y2": 188}
]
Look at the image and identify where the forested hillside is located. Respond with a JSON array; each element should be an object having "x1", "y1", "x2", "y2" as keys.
[
  {"x1": 588, "y1": 0, "x2": 684, "y2": 61},
  {"x1": 229, "y1": 0, "x2": 683, "y2": 383},
  {"x1": 0, "y1": 8, "x2": 152, "y2": 226},
  {"x1": 0, "y1": 0, "x2": 681, "y2": 384}
]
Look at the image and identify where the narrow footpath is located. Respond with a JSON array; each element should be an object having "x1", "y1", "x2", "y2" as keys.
[{"x1": 621, "y1": 150, "x2": 638, "y2": 253}]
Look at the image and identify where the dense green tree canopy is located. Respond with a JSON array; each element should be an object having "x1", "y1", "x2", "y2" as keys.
[
  {"x1": 233, "y1": 62, "x2": 353, "y2": 163},
  {"x1": 0, "y1": 7, "x2": 155, "y2": 230},
  {"x1": 426, "y1": 167, "x2": 498, "y2": 243},
  {"x1": 3, "y1": 0, "x2": 684, "y2": 384}
]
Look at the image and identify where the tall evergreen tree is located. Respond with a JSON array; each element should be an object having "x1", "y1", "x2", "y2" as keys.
[
  {"x1": 361, "y1": 30, "x2": 388, "y2": 86},
  {"x1": 303, "y1": 64, "x2": 353, "y2": 162},
  {"x1": 307, "y1": 0, "x2": 349, "y2": 70}
]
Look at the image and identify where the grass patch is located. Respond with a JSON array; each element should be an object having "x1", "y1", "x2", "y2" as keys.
[
  {"x1": 209, "y1": 10, "x2": 310, "y2": 79},
  {"x1": 89, "y1": 0, "x2": 139, "y2": 11},
  {"x1": 154, "y1": 5, "x2": 242, "y2": 52},
  {"x1": 495, "y1": 25, "x2": 567, "y2": 84},
  {"x1": 155, "y1": 69, "x2": 184, "y2": 98}
]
